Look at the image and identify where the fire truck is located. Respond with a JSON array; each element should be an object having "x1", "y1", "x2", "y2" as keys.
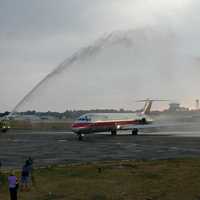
[{"x1": 0, "y1": 120, "x2": 10, "y2": 132}]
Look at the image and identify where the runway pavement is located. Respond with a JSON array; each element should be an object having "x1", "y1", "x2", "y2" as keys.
[{"x1": 1, "y1": 130, "x2": 200, "y2": 168}]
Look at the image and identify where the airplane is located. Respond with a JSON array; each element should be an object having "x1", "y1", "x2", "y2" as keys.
[{"x1": 72, "y1": 99, "x2": 168, "y2": 140}]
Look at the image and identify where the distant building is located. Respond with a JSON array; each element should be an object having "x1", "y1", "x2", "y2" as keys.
[
  {"x1": 196, "y1": 99, "x2": 199, "y2": 110},
  {"x1": 168, "y1": 103, "x2": 180, "y2": 112},
  {"x1": 168, "y1": 103, "x2": 189, "y2": 112}
]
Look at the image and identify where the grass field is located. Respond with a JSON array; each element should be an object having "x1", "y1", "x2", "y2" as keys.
[{"x1": 1, "y1": 158, "x2": 200, "y2": 200}]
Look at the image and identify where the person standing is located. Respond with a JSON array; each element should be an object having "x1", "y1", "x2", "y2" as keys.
[
  {"x1": 26, "y1": 157, "x2": 33, "y2": 167},
  {"x1": 8, "y1": 172, "x2": 18, "y2": 200},
  {"x1": 20, "y1": 162, "x2": 29, "y2": 191},
  {"x1": 20, "y1": 160, "x2": 32, "y2": 191},
  {"x1": 26, "y1": 157, "x2": 34, "y2": 186}
]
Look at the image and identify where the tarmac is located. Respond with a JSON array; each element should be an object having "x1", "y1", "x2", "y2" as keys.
[{"x1": 1, "y1": 130, "x2": 200, "y2": 168}]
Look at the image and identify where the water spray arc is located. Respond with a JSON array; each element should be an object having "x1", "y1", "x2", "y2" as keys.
[
  {"x1": 9, "y1": 30, "x2": 147, "y2": 116},
  {"x1": 9, "y1": 33, "x2": 116, "y2": 117}
]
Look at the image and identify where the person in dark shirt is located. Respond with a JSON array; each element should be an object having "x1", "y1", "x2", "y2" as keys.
[
  {"x1": 26, "y1": 157, "x2": 34, "y2": 186},
  {"x1": 20, "y1": 161, "x2": 31, "y2": 191},
  {"x1": 26, "y1": 157, "x2": 33, "y2": 167}
]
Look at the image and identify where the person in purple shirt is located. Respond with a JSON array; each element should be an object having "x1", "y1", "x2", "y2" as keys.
[{"x1": 8, "y1": 172, "x2": 18, "y2": 200}]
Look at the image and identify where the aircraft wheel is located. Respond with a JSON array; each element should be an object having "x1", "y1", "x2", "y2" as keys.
[
  {"x1": 78, "y1": 134, "x2": 83, "y2": 141},
  {"x1": 111, "y1": 130, "x2": 117, "y2": 136},
  {"x1": 141, "y1": 118, "x2": 146, "y2": 124},
  {"x1": 132, "y1": 128, "x2": 138, "y2": 136}
]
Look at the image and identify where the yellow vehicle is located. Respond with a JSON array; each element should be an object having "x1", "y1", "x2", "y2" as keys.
[{"x1": 0, "y1": 120, "x2": 10, "y2": 132}]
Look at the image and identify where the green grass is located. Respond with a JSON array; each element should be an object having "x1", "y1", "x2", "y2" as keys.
[{"x1": 1, "y1": 158, "x2": 200, "y2": 199}]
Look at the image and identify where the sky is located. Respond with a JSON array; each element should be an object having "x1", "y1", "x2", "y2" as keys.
[{"x1": 0, "y1": 0, "x2": 200, "y2": 112}]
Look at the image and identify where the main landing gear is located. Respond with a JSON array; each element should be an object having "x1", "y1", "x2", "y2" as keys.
[
  {"x1": 132, "y1": 128, "x2": 138, "y2": 136},
  {"x1": 111, "y1": 129, "x2": 117, "y2": 136}
]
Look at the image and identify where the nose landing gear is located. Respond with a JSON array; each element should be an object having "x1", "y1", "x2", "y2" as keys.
[{"x1": 77, "y1": 134, "x2": 84, "y2": 141}]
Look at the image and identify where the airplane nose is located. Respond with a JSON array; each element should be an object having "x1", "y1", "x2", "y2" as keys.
[
  {"x1": 71, "y1": 123, "x2": 76, "y2": 128},
  {"x1": 71, "y1": 123, "x2": 80, "y2": 131},
  {"x1": 72, "y1": 123, "x2": 90, "y2": 128},
  {"x1": 71, "y1": 123, "x2": 91, "y2": 133},
  {"x1": 72, "y1": 123, "x2": 84, "y2": 128},
  {"x1": 71, "y1": 123, "x2": 79, "y2": 133}
]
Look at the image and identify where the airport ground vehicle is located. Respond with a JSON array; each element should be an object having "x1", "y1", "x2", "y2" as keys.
[
  {"x1": 0, "y1": 120, "x2": 10, "y2": 132},
  {"x1": 72, "y1": 99, "x2": 167, "y2": 140}
]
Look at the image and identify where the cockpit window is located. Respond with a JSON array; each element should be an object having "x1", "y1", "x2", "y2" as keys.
[{"x1": 78, "y1": 116, "x2": 91, "y2": 121}]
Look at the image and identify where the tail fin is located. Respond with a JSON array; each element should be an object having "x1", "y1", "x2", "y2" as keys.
[
  {"x1": 137, "y1": 99, "x2": 169, "y2": 115},
  {"x1": 142, "y1": 100, "x2": 153, "y2": 115}
]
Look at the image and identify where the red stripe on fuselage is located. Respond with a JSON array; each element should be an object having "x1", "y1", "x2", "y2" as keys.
[
  {"x1": 72, "y1": 123, "x2": 92, "y2": 128},
  {"x1": 72, "y1": 119, "x2": 142, "y2": 133}
]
